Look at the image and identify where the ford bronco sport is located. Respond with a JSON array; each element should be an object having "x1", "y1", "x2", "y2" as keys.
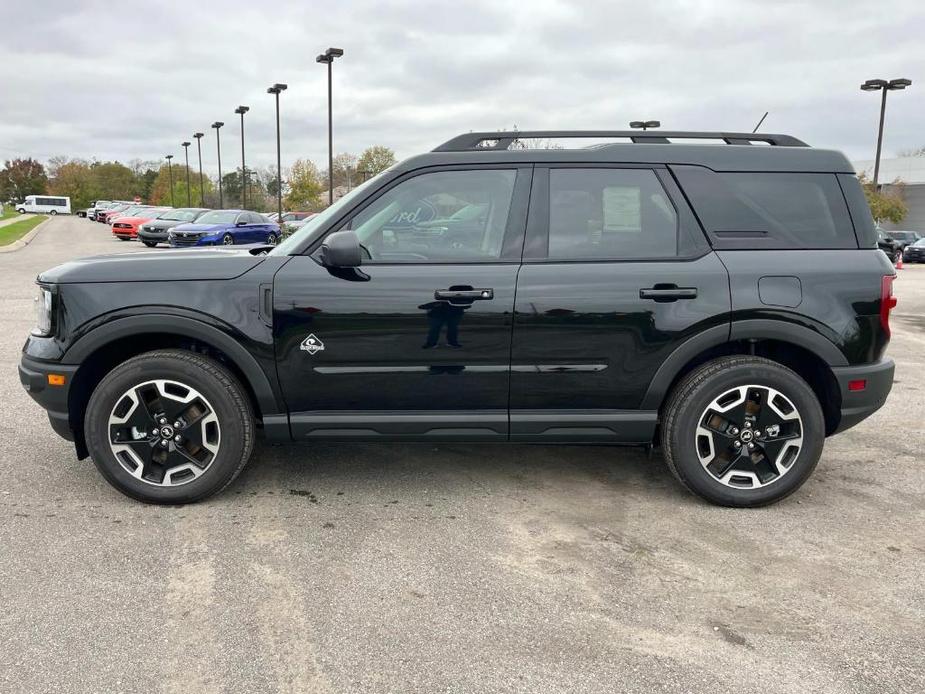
[{"x1": 19, "y1": 130, "x2": 896, "y2": 506}]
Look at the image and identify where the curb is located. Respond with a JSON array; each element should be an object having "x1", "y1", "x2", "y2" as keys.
[{"x1": 0, "y1": 216, "x2": 51, "y2": 254}]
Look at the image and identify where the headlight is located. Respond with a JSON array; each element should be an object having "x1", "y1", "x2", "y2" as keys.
[{"x1": 32, "y1": 286, "x2": 54, "y2": 337}]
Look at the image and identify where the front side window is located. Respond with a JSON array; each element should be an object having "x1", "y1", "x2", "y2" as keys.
[
  {"x1": 546, "y1": 168, "x2": 678, "y2": 259},
  {"x1": 343, "y1": 169, "x2": 517, "y2": 263}
]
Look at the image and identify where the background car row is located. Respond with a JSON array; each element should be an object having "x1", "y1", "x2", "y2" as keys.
[{"x1": 84, "y1": 201, "x2": 283, "y2": 247}]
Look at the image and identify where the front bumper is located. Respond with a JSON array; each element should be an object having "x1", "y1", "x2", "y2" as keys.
[
  {"x1": 831, "y1": 358, "x2": 895, "y2": 433},
  {"x1": 19, "y1": 355, "x2": 80, "y2": 442},
  {"x1": 138, "y1": 228, "x2": 168, "y2": 242},
  {"x1": 168, "y1": 235, "x2": 212, "y2": 247}
]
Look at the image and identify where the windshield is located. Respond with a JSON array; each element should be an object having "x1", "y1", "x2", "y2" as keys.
[
  {"x1": 159, "y1": 208, "x2": 206, "y2": 222},
  {"x1": 889, "y1": 232, "x2": 915, "y2": 241},
  {"x1": 270, "y1": 170, "x2": 391, "y2": 256},
  {"x1": 913, "y1": 238, "x2": 925, "y2": 247},
  {"x1": 195, "y1": 210, "x2": 239, "y2": 225}
]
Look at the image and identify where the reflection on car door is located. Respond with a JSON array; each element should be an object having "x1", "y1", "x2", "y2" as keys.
[
  {"x1": 509, "y1": 165, "x2": 730, "y2": 442},
  {"x1": 273, "y1": 165, "x2": 532, "y2": 440}
]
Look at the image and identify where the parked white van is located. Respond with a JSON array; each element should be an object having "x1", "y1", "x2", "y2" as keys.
[{"x1": 17, "y1": 195, "x2": 71, "y2": 215}]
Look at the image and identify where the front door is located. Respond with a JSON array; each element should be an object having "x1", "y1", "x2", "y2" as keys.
[
  {"x1": 510, "y1": 165, "x2": 730, "y2": 441},
  {"x1": 273, "y1": 165, "x2": 532, "y2": 440}
]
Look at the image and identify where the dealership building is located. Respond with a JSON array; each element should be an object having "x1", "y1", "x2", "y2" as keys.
[{"x1": 852, "y1": 156, "x2": 925, "y2": 232}]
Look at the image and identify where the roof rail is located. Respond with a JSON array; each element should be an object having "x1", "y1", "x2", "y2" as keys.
[{"x1": 433, "y1": 131, "x2": 809, "y2": 152}]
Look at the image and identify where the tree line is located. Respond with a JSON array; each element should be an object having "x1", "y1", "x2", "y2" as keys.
[{"x1": 0, "y1": 145, "x2": 397, "y2": 213}]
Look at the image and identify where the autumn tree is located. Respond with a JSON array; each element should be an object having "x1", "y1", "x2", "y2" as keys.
[
  {"x1": 285, "y1": 158, "x2": 325, "y2": 211},
  {"x1": 858, "y1": 173, "x2": 907, "y2": 224},
  {"x1": 150, "y1": 164, "x2": 214, "y2": 207},
  {"x1": 1, "y1": 158, "x2": 48, "y2": 202},
  {"x1": 356, "y1": 146, "x2": 397, "y2": 179},
  {"x1": 48, "y1": 159, "x2": 95, "y2": 209}
]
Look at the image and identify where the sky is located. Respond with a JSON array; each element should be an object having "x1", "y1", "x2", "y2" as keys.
[{"x1": 1, "y1": 0, "x2": 923, "y2": 175}]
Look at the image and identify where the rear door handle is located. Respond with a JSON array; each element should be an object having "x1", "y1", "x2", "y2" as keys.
[
  {"x1": 435, "y1": 288, "x2": 494, "y2": 301},
  {"x1": 639, "y1": 286, "x2": 698, "y2": 302}
]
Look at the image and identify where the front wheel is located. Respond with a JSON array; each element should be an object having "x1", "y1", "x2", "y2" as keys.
[
  {"x1": 222, "y1": 233, "x2": 234, "y2": 245},
  {"x1": 661, "y1": 356, "x2": 824, "y2": 507},
  {"x1": 142, "y1": 241, "x2": 158, "y2": 248},
  {"x1": 84, "y1": 350, "x2": 255, "y2": 504},
  {"x1": 50, "y1": 209, "x2": 57, "y2": 216}
]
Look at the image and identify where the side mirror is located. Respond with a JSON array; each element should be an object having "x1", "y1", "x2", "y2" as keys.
[
  {"x1": 235, "y1": 220, "x2": 248, "y2": 227},
  {"x1": 320, "y1": 230, "x2": 362, "y2": 268}
]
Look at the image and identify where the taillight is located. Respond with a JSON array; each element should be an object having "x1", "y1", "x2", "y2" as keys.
[{"x1": 880, "y1": 275, "x2": 897, "y2": 337}]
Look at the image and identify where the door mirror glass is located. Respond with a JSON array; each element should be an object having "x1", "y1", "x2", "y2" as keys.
[{"x1": 320, "y1": 229, "x2": 363, "y2": 268}]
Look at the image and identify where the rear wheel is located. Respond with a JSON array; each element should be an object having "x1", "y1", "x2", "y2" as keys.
[
  {"x1": 267, "y1": 232, "x2": 279, "y2": 245},
  {"x1": 661, "y1": 356, "x2": 824, "y2": 507},
  {"x1": 84, "y1": 350, "x2": 255, "y2": 504}
]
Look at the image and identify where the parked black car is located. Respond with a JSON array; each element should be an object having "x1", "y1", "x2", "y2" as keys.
[
  {"x1": 877, "y1": 230, "x2": 902, "y2": 262},
  {"x1": 19, "y1": 130, "x2": 895, "y2": 507},
  {"x1": 885, "y1": 230, "x2": 921, "y2": 252},
  {"x1": 137, "y1": 208, "x2": 211, "y2": 247},
  {"x1": 902, "y1": 237, "x2": 925, "y2": 263}
]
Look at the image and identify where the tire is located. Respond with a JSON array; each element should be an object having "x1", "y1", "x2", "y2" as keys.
[
  {"x1": 84, "y1": 350, "x2": 255, "y2": 504},
  {"x1": 661, "y1": 356, "x2": 824, "y2": 507},
  {"x1": 267, "y1": 232, "x2": 278, "y2": 245},
  {"x1": 117, "y1": 236, "x2": 130, "y2": 241},
  {"x1": 50, "y1": 210, "x2": 57, "y2": 216},
  {"x1": 142, "y1": 240, "x2": 157, "y2": 248},
  {"x1": 222, "y1": 233, "x2": 234, "y2": 245},
  {"x1": 16, "y1": 208, "x2": 25, "y2": 214}
]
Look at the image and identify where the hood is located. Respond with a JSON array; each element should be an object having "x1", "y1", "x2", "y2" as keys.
[
  {"x1": 112, "y1": 215, "x2": 153, "y2": 224},
  {"x1": 38, "y1": 247, "x2": 269, "y2": 284},
  {"x1": 142, "y1": 218, "x2": 187, "y2": 230},
  {"x1": 171, "y1": 222, "x2": 227, "y2": 234}
]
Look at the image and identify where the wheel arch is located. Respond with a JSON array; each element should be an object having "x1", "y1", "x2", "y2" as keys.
[
  {"x1": 643, "y1": 320, "x2": 844, "y2": 436},
  {"x1": 64, "y1": 315, "x2": 286, "y2": 455}
]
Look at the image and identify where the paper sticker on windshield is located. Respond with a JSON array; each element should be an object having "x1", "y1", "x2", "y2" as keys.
[{"x1": 300, "y1": 334, "x2": 325, "y2": 355}]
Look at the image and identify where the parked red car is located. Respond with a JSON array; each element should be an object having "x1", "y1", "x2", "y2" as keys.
[{"x1": 111, "y1": 207, "x2": 171, "y2": 240}]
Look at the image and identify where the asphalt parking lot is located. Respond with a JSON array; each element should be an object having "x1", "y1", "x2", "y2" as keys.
[{"x1": 1, "y1": 216, "x2": 922, "y2": 693}]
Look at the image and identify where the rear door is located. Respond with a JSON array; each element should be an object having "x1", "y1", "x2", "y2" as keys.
[
  {"x1": 273, "y1": 165, "x2": 532, "y2": 440},
  {"x1": 510, "y1": 164, "x2": 730, "y2": 442}
]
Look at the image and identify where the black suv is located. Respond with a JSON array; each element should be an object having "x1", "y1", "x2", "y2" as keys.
[{"x1": 19, "y1": 131, "x2": 896, "y2": 507}]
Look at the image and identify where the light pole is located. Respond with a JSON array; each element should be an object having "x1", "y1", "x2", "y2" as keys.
[
  {"x1": 211, "y1": 121, "x2": 224, "y2": 208},
  {"x1": 629, "y1": 120, "x2": 661, "y2": 131},
  {"x1": 165, "y1": 154, "x2": 174, "y2": 207},
  {"x1": 861, "y1": 78, "x2": 912, "y2": 187},
  {"x1": 181, "y1": 141, "x2": 192, "y2": 206},
  {"x1": 267, "y1": 83, "x2": 288, "y2": 220},
  {"x1": 193, "y1": 132, "x2": 205, "y2": 207},
  {"x1": 234, "y1": 105, "x2": 250, "y2": 208},
  {"x1": 316, "y1": 47, "x2": 344, "y2": 205}
]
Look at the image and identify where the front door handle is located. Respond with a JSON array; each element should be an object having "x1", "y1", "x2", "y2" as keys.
[
  {"x1": 639, "y1": 286, "x2": 698, "y2": 302},
  {"x1": 434, "y1": 288, "x2": 494, "y2": 301}
]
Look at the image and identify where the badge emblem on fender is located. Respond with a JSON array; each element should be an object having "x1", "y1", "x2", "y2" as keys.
[{"x1": 300, "y1": 334, "x2": 325, "y2": 355}]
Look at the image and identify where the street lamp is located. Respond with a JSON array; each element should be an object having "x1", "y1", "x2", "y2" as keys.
[
  {"x1": 211, "y1": 122, "x2": 224, "y2": 208},
  {"x1": 181, "y1": 141, "x2": 192, "y2": 206},
  {"x1": 234, "y1": 105, "x2": 250, "y2": 208},
  {"x1": 267, "y1": 83, "x2": 288, "y2": 221},
  {"x1": 316, "y1": 47, "x2": 344, "y2": 205},
  {"x1": 193, "y1": 132, "x2": 205, "y2": 207},
  {"x1": 860, "y1": 78, "x2": 912, "y2": 187},
  {"x1": 629, "y1": 120, "x2": 661, "y2": 131},
  {"x1": 165, "y1": 154, "x2": 174, "y2": 207}
]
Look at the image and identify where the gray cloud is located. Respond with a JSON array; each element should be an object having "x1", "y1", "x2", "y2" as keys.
[{"x1": 1, "y1": 0, "x2": 923, "y2": 173}]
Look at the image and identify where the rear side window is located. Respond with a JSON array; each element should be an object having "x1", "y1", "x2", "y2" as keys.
[
  {"x1": 837, "y1": 173, "x2": 877, "y2": 248},
  {"x1": 673, "y1": 166, "x2": 857, "y2": 249},
  {"x1": 546, "y1": 168, "x2": 678, "y2": 259}
]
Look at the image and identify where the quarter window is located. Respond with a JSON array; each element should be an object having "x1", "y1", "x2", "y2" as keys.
[
  {"x1": 546, "y1": 169, "x2": 678, "y2": 260},
  {"x1": 342, "y1": 169, "x2": 517, "y2": 263}
]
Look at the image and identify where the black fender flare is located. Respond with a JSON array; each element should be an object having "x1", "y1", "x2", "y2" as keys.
[
  {"x1": 640, "y1": 319, "x2": 847, "y2": 410},
  {"x1": 62, "y1": 314, "x2": 284, "y2": 417}
]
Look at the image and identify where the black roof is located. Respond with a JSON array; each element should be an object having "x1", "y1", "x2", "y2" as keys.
[{"x1": 394, "y1": 131, "x2": 855, "y2": 174}]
